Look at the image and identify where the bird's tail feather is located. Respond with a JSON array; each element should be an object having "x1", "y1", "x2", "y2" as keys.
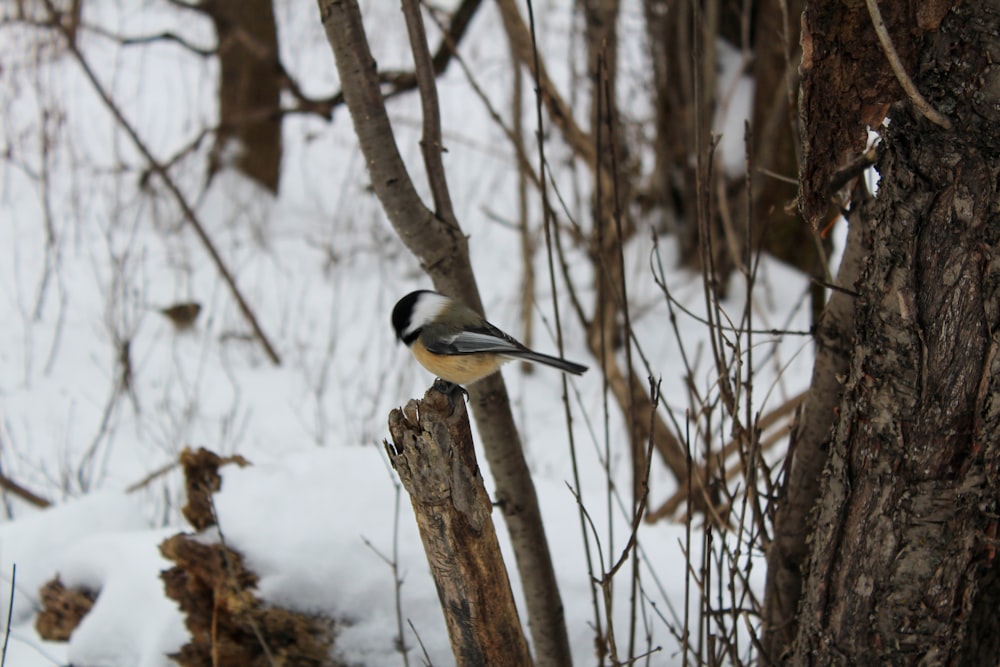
[{"x1": 507, "y1": 350, "x2": 587, "y2": 375}]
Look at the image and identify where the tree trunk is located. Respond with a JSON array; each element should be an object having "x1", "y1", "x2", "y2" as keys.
[
  {"x1": 206, "y1": 0, "x2": 283, "y2": 193},
  {"x1": 762, "y1": 181, "x2": 869, "y2": 659},
  {"x1": 786, "y1": 2, "x2": 1000, "y2": 664}
]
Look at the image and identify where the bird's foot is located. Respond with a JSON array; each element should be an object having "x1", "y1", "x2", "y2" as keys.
[{"x1": 432, "y1": 378, "x2": 469, "y2": 411}]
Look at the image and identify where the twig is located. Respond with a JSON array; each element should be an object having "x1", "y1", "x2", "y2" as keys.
[
  {"x1": 125, "y1": 460, "x2": 180, "y2": 494},
  {"x1": 495, "y1": 0, "x2": 597, "y2": 168},
  {"x1": 523, "y1": 0, "x2": 602, "y2": 658},
  {"x1": 864, "y1": 0, "x2": 951, "y2": 130},
  {"x1": 650, "y1": 254, "x2": 810, "y2": 337},
  {"x1": 598, "y1": 381, "x2": 659, "y2": 664},
  {"x1": 406, "y1": 619, "x2": 434, "y2": 667},
  {"x1": 756, "y1": 166, "x2": 799, "y2": 186},
  {"x1": 510, "y1": 24, "x2": 535, "y2": 360},
  {"x1": 375, "y1": 0, "x2": 485, "y2": 99},
  {"x1": 76, "y1": 375, "x2": 121, "y2": 491},
  {"x1": 1, "y1": 564, "x2": 14, "y2": 667},
  {"x1": 608, "y1": 380, "x2": 660, "y2": 578},
  {"x1": 118, "y1": 30, "x2": 214, "y2": 55},
  {"x1": 828, "y1": 144, "x2": 879, "y2": 195},
  {"x1": 40, "y1": 0, "x2": 283, "y2": 365},
  {"x1": 682, "y1": 421, "x2": 693, "y2": 667},
  {"x1": 0, "y1": 467, "x2": 50, "y2": 509},
  {"x1": 601, "y1": 48, "x2": 646, "y2": 661},
  {"x1": 647, "y1": 390, "x2": 804, "y2": 524},
  {"x1": 420, "y1": 5, "x2": 545, "y2": 198},
  {"x1": 400, "y1": 0, "x2": 457, "y2": 227},
  {"x1": 811, "y1": 277, "x2": 861, "y2": 299},
  {"x1": 563, "y1": 377, "x2": 687, "y2": 633},
  {"x1": 360, "y1": 476, "x2": 410, "y2": 667}
]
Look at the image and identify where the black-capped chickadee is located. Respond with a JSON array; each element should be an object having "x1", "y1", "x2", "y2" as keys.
[{"x1": 392, "y1": 290, "x2": 588, "y2": 386}]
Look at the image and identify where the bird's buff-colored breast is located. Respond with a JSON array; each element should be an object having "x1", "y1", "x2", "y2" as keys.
[{"x1": 411, "y1": 338, "x2": 505, "y2": 385}]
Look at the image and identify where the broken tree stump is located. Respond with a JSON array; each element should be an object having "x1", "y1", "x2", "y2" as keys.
[{"x1": 386, "y1": 385, "x2": 533, "y2": 667}]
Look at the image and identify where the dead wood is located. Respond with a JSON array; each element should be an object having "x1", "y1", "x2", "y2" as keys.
[{"x1": 386, "y1": 385, "x2": 533, "y2": 667}]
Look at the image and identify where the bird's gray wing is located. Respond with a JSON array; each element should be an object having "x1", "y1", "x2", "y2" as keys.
[{"x1": 425, "y1": 325, "x2": 526, "y2": 355}]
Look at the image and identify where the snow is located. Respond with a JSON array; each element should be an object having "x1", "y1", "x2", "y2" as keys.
[
  {"x1": 0, "y1": 494, "x2": 183, "y2": 666},
  {"x1": 53, "y1": 529, "x2": 189, "y2": 667},
  {"x1": 0, "y1": 1, "x2": 817, "y2": 666},
  {"x1": 715, "y1": 39, "x2": 756, "y2": 177},
  {"x1": 0, "y1": 492, "x2": 147, "y2": 625}
]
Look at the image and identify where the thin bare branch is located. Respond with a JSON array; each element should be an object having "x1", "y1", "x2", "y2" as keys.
[
  {"x1": 495, "y1": 0, "x2": 597, "y2": 168},
  {"x1": 125, "y1": 460, "x2": 180, "y2": 494},
  {"x1": 118, "y1": 30, "x2": 214, "y2": 56},
  {"x1": 2, "y1": 564, "x2": 15, "y2": 666},
  {"x1": 647, "y1": 391, "x2": 806, "y2": 523},
  {"x1": 39, "y1": 1, "x2": 282, "y2": 365},
  {"x1": 401, "y1": 0, "x2": 457, "y2": 225},
  {"x1": 0, "y1": 470, "x2": 50, "y2": 509},
  {"x1": 864, "y1": 0, "x2": 951, "y2": 130}
]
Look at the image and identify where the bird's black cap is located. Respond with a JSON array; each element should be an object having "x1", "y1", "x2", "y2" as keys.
[{"x1": 391, "y1": 291, "x2": 429, "y2": 345}]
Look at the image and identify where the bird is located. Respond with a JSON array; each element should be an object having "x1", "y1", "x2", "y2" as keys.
[{"x1": 391, "y1": 290, "x2": 587, "y2": 387}]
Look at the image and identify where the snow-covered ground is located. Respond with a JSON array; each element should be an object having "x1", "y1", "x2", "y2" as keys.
[{"x1": 0, "y1": 2, "x2": 821, "y2": 665}]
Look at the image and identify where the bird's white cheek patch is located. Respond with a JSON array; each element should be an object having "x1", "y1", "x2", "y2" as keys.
[{"x1": 404, "y1": 293, "x2": 451, "y2": 338}]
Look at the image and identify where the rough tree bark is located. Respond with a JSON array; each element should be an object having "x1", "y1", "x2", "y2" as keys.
[
  {"x1": 387, "y1": 387, "x2": 533, "y2": 667},
  {"x1": 762, "y1": 182, "x2": 869, "y2": 658},
  {"x1": 315, "y1": 2, "x2": 572, "y2": 665},
  {"x1": 784, "y1": 2, "x2": 1000, "y2": 664}
]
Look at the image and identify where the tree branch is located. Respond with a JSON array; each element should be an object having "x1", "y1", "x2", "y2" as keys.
[
  {"x1": 316, "y1": 3, "x2": 572, "y2": 664},
  {"x1": 864, "y1": 0, "x2": 951, "y2": 130},
  {"x1": 495, "y1": 0, "x2": 597, "y2": 168},
  {"x1": 118, "y1": 30, "x2": 214, "y2": 56},
  {"x1": 401, "y1": 0, "x2": 457, "y2": 225},
  {"x1": 0, "y1": 470, "x2": 50, "y2": 509},
  {"x1": 41, "y1": 0, "x2": 282, "y2": 365}
]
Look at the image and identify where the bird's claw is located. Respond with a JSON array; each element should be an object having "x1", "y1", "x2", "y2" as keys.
[{"x1": 432, "y1": 378, "x2": 468, "y2": 411}]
